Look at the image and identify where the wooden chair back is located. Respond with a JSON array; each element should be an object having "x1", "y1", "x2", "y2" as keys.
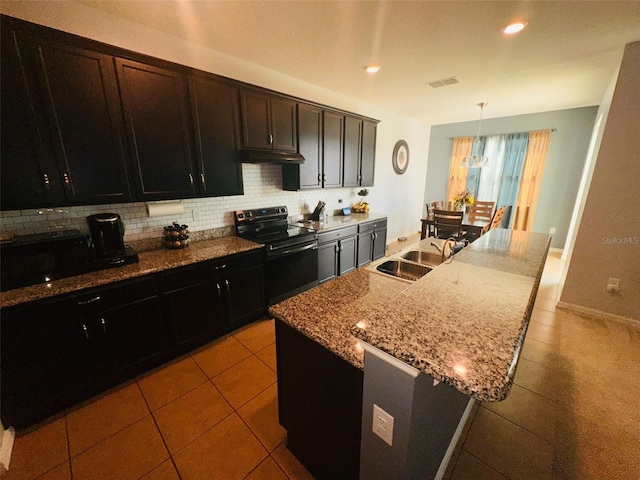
[
  {"x1": 429, "y1": 201, "x2": 444, "y2": 214},
  {"x1": 483, "y1": 205, "x2": 508, "y2": 234},
  {"x1": 468, "y1": 201, "x2": 495, "y2": 222},
  {"x1": 433, "y1": 209, "x2": 463, "y2": 239}
]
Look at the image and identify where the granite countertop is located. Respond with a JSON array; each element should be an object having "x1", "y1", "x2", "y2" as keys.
[
  {"x1": 270, "y1": 229, "x2": 550, "y2": 402},
  {"x1": 1, "y1": 236, "x2": 262, "y2": 308},
  {"x1": 297, "y1": 212, "x2": 387, "y2": 233}
]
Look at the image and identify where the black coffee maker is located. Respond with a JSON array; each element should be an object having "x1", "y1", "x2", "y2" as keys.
[{"x1": 86, "y1": 213, "x2": 126, "y2": 259}]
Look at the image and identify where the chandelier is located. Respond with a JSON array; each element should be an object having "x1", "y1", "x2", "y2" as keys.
[{"x1": 461, "y1": 102, "x2": 489, "y2": 168}]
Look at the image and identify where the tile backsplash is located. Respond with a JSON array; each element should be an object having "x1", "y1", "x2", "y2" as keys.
[{"x1": 0, "y1": 164, "x2": 366, "y2": 242}]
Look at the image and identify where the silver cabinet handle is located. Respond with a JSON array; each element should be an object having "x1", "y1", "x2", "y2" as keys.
[
  {"x1": 63, "y1": 173, "x2": 70, "y2": 186},
  {"x1": 101, "y1": 318, "x2": 107, "y2": 333},
  {"x1": 189, "y1": 173, "x2": 194, "y2": 190},
  {"x1": 318, "y1": 173, "x2": 322, "y2": 184},
  {"x1": 43, "y1": 173, "x2": 50, "y2": 188},
  {"x1": 322, "y1": 174, "x2": 327, "y2": 181},
  {"x1": 213, "y1": 264, "x2": 227, "y2": 270},
  {"x1": 225, "y1": 279, "x2": 230, "y2": 294},
  {"x1": 200, "y1": 173, "x2": 206, "y2": 190},
  {"x1": 82, "y1": 324, "x2": 89, "y2": 340},
  {"x1": 77, "y1": 296, "x2": 101, "y2": 305},
  {"x1": 334, "y1": 244, "x2": 339, "y2": 253},
  {"x1": 216, "y1": 283, "x2": 221, "y2": 296},
  {"x1": 268, "y1": 133, "x2": 273, "y2": 145}
]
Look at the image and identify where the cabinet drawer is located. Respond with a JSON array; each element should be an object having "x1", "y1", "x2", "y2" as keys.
[
  {"x1": 318, "y1": 226, "x2": 358, "y2": 244},
  {"x1": 357, "y1": 218, "x2": 387, "y2": 233},
  {"x1": 83, "y1": 277, "x2": 157, "y2": 310}
]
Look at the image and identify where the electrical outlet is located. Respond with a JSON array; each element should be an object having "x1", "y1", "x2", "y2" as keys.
[
  {"x1": 607, "y1": 277, "x2": 621, "y2": 293},
  {"x1": 549, "y1": 227, "x2": 556, "y2": 234},
  {"x1": 372, "y1": 404, "x2": 394, "y2": 446}
]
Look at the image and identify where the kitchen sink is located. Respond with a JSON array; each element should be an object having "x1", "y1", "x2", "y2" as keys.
[
  {"x1": 376, "y1": 260, "x2": 433, "y2": 282},
  {"x1": 400, "y1": 250, "x2": 444, "y2": 267}
]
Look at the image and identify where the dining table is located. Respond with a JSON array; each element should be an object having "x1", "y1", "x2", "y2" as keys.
[{"x1": 420, "y1": 213, "x2": 490, "y2": 240}]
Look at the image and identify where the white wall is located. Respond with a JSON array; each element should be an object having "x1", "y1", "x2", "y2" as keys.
[
  {"x1": 559, "y1": 42, "x2": 640, "y2": 321},
  {"x1": 0, "y1": 1, "x2": 429, "y2": 243}
]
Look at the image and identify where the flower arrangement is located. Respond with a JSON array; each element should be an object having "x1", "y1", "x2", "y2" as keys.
[{"x1": 452, "y1": 189, "x2": 474, "y2": 208}]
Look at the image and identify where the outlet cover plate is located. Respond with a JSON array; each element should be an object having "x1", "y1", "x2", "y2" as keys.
[{"x1": 372, "y1": 404, "x2": 394, "y2": 446}]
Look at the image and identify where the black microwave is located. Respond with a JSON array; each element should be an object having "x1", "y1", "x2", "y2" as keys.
[{"x1": 1, "y1": 230, "x2": 92, "y2": 292}]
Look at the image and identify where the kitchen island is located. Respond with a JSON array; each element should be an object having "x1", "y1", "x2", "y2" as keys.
[{"x1": 269, "y1": 228, "x2": 550, "y2": 479}]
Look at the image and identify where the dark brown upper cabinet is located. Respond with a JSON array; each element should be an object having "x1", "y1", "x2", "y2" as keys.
[
  {"x1": 322, "y1": 111, "x2": 344, "y2": 188},
  {"x1": 1, "y1": 20, "x2": 131, "y2": 209},
  {"x1": 32, "y1": 38, "x2": 132, "y2": 204},
  {"x1": 189, "y1": 75, "x2": 243, "y2": 196},
  {"x1": 240, "y1": 90, "x2": 297, "y2": 151},
  {"x1": 360, "y1": 120, "x2": 377, "y2": 187},
  {"x1": 1, "y1": 23, "x2": 62, "y2": 209},
  {"x1": 343, "y1": 116, "x2": 362, "y2": 187},
  {"x1": 282, "y1": 104, "x2": 323, "y2": 190},
  {"x1": 116, "y1": 58, "x2": 196, "y2": 201}
]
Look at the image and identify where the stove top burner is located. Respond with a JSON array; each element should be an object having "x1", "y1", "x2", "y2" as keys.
[{"x1": 234, "y1": 206, "x2": 316, "y2": 246}]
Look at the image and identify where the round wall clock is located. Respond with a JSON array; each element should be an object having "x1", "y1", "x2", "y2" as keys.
[{"x1": 392, "y1": 140, "x2": 409, "y2": 174}]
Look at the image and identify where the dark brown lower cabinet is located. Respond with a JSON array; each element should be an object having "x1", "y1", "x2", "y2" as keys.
[
  {"x1": 276, "y1": 319, "x2": 363, "y2": 480},
  {"x1": 1, "y1": 277, "x2": 170, "y2": 429},
  {"x1": 1, "y1": 250, "x2": 266, "y2": 430},
  {"x1": 317, "y1": 226, "x2": 358, "y2": 284}
]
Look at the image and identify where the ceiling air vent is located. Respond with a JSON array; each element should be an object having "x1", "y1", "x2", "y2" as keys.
[{"x1": 427, "y1": 76, "x2": 460, "y2": 88}]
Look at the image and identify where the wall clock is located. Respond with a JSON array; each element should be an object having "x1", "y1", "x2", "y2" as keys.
[{"x1": 392, "y1": 140, "x2": 409, "y2": 174}]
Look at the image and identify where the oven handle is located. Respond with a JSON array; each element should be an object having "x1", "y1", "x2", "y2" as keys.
[{"x1": 267, "y1": 241, "x2": 318, "y2": 258}]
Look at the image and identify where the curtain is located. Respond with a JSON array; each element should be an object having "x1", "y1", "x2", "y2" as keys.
[
  {"x1": 513, "y1": 130, "x2": 551, "y2": 231},
  {"x1": 464, "y1": 137, "x2": 486, "y2": 197},
  {"x1": 446, "y1": 137, "x2": 472, "y2": 205},
  {"x1": 496, "y1": 132, "x2": 529, "y2": 228},
  {"x1": 476, "y1": 135, "x2": 506, "y2": 202}
]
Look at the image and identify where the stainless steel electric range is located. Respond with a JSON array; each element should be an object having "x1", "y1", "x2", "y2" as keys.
[{"x1": 234, "y1": 206, "x2": 318, "y2": 305}]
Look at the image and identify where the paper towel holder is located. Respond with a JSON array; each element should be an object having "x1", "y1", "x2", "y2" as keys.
[{"x1": 146, "y1": 200, "x2": 184, "y2": 218}]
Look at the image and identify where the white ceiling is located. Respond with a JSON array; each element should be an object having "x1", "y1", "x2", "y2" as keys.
[{"x1": 78, "y1": 0, "x2": 640, "y2": 125}]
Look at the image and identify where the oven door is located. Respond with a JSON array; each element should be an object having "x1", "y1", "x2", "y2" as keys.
[{"x1": 265, "y1": 239, "x2": 318, "y2": 305}]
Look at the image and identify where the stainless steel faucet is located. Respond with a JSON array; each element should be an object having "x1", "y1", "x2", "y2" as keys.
[{"x1": 430, "y1": 237, "x2": 458, "y2": 261}]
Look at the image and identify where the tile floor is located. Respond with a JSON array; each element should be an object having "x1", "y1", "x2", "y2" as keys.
[{"x1": 3, "y1": 250, "x2": 639, "y2": 479}]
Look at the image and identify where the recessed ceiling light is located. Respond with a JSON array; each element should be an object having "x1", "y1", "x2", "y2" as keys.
[
  {"x1": 502, "y1": 21, "x2": 528, "y2": 35},
  {"x1": 365, "y1": 65, "x2": 381, "y2": 74}
]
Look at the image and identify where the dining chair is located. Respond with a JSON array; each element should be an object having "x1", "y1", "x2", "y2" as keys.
[
  {"x1": 433, "y1": 209, "x2": 464, "y2": 239},
  {"x1": 482, "y1": 205, "x2": 508, "y2": 234},
  {"x1": 468, "y1": 201, "x2": 495, "y2": 222}
]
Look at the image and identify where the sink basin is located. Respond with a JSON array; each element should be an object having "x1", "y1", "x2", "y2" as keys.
[
  {"x1": 376, "y1": 260, "x2": 432, "y2": 281},
  {"x1": 400, "y1": 250, "x2": 444, "y2": 266}
]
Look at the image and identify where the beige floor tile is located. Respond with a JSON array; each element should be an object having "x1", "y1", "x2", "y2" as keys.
[
  {"x1": 271, "y1": 443, "x2": 315, "y2": 480},
  {"x1": 138, "y1": 357, "x2": 208, "y2": 411},
  {"x1": 450, "y1": 450, "x2": 506, "y2": 480},
  {"x1": 67, "y1": 383, "x2": 149, "y2": 456},
  {"x1": 233, "y1": 320, "x2": 276, "y2": 353},
  {"x1": 173, "y1": 413, "x2": 267, "y2": 480},
  {"x1": 483, "y1": 384, "x2": 557, "y2": 442},
  {"x1": 139, "y1": 459, "x2": 180, "y2": 480},
  {"x1": 71, "y1": 415, "x2": 167, "y2": 480},
  {"x1": 237, "y1": 384, "x2": 286, "y2": 452},
  {"x1": 530, "y1": 308, "x2": 558, "y2": 327},
  {"x1": 191, "y1": 336, "x2": 252, "y2": 378},
  {"x1": 2, "y1": 418, "x2": 68, "y2": 480},
  {"x1": 520, "y1": 337, "x2": 574, "y2": 373},
  {"x1": 256, "y1": 343, "x2": 277, "y2": 372},
  {"x1": 244, "y1": 457, "x2": 288, "y2": 480},
  {"x1": 213, "y1": 356, "x2": 277, "y2": 409},
  {"x1": 464, "y1": 407, "x2": 554, "y2": 480},
  {"x1": 513, "y1": 357, "x2": 574, "y2": 403},
  {"x1": 534, "y1": 296, "x2": 558, "y2": 313},
  {"x1": 35, "y1": 461, "x2": 70, "y2": 480},
  {"x1": 153, "y1": 381, "x2": 233, "y2": 453},
  {"x1": 525, "y1": 321, "x2": 561, "y2": 346}
]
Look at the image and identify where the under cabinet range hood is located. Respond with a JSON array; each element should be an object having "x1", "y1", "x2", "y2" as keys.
[{"x1": 238, "y1": 149, "x2": 305, "y2": 164}]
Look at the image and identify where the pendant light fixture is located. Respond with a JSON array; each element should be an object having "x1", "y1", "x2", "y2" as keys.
[{"x1": 461, "y1": 102, "x2": 490, "y2": 168}]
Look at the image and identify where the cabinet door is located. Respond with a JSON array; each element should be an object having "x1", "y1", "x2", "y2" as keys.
[
  {"x1": 225, "y1": 264, "x2": 266, "y2": 329},
  {"x1": 357, "y1": 231, "x2": 373, "y2": 267},
  {"x1": 322, "y1": 112, "x2": 343, "y2": 188},
  {"x1": 271, "y1": 97, "x2": 297, "y2": 151},
  {"x1": 338, "y1": 236, "x2": 358, "y2": 276},
  {"x1": 318, "y1": 241, "x2": 338, "y2": 284},
  {"x1": 0, "y1": 24, "x2": 63, "y2": 209},
  {"x1": 34, "y1": 39, "x2": 132, "y2": 204},
  {"x1": 99, "y1": 296, "x2": 169, "y2": 380},
  {"x1": 163, "y1": 278, "x2": 227, "y2": 353},
  {"x1": 343, "y1": 116, "x2": 362, "y2": 187},
  {"x1": 190, "y1": 76, "x2": 243, "y2": 196},
  {"x1": 360, "y1": 121, "x2": 377, "y2": 187},
  {"x1": 296, "y1": 104, "x2": 322, "y2": 188},
  {"x1": 116, "y1": 58, "x2": 196, "y2": 200},
  {"x1": 373, "y1": 227, "x2": 387, "y2": 261},
  {"x1": 240, "y1": 90, "x2": 271, "y2": 149}
]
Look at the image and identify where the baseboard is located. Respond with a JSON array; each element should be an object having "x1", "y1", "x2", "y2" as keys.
[
  {"x1": 549, "y1": 247, "x2": 563, "y2": 254},
  {"x1": 0, "y1": 424, "x2": 15, "y2": 472},
  {"x1": 556, "y1": 301, "x2": 639, "y2": 326}
]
